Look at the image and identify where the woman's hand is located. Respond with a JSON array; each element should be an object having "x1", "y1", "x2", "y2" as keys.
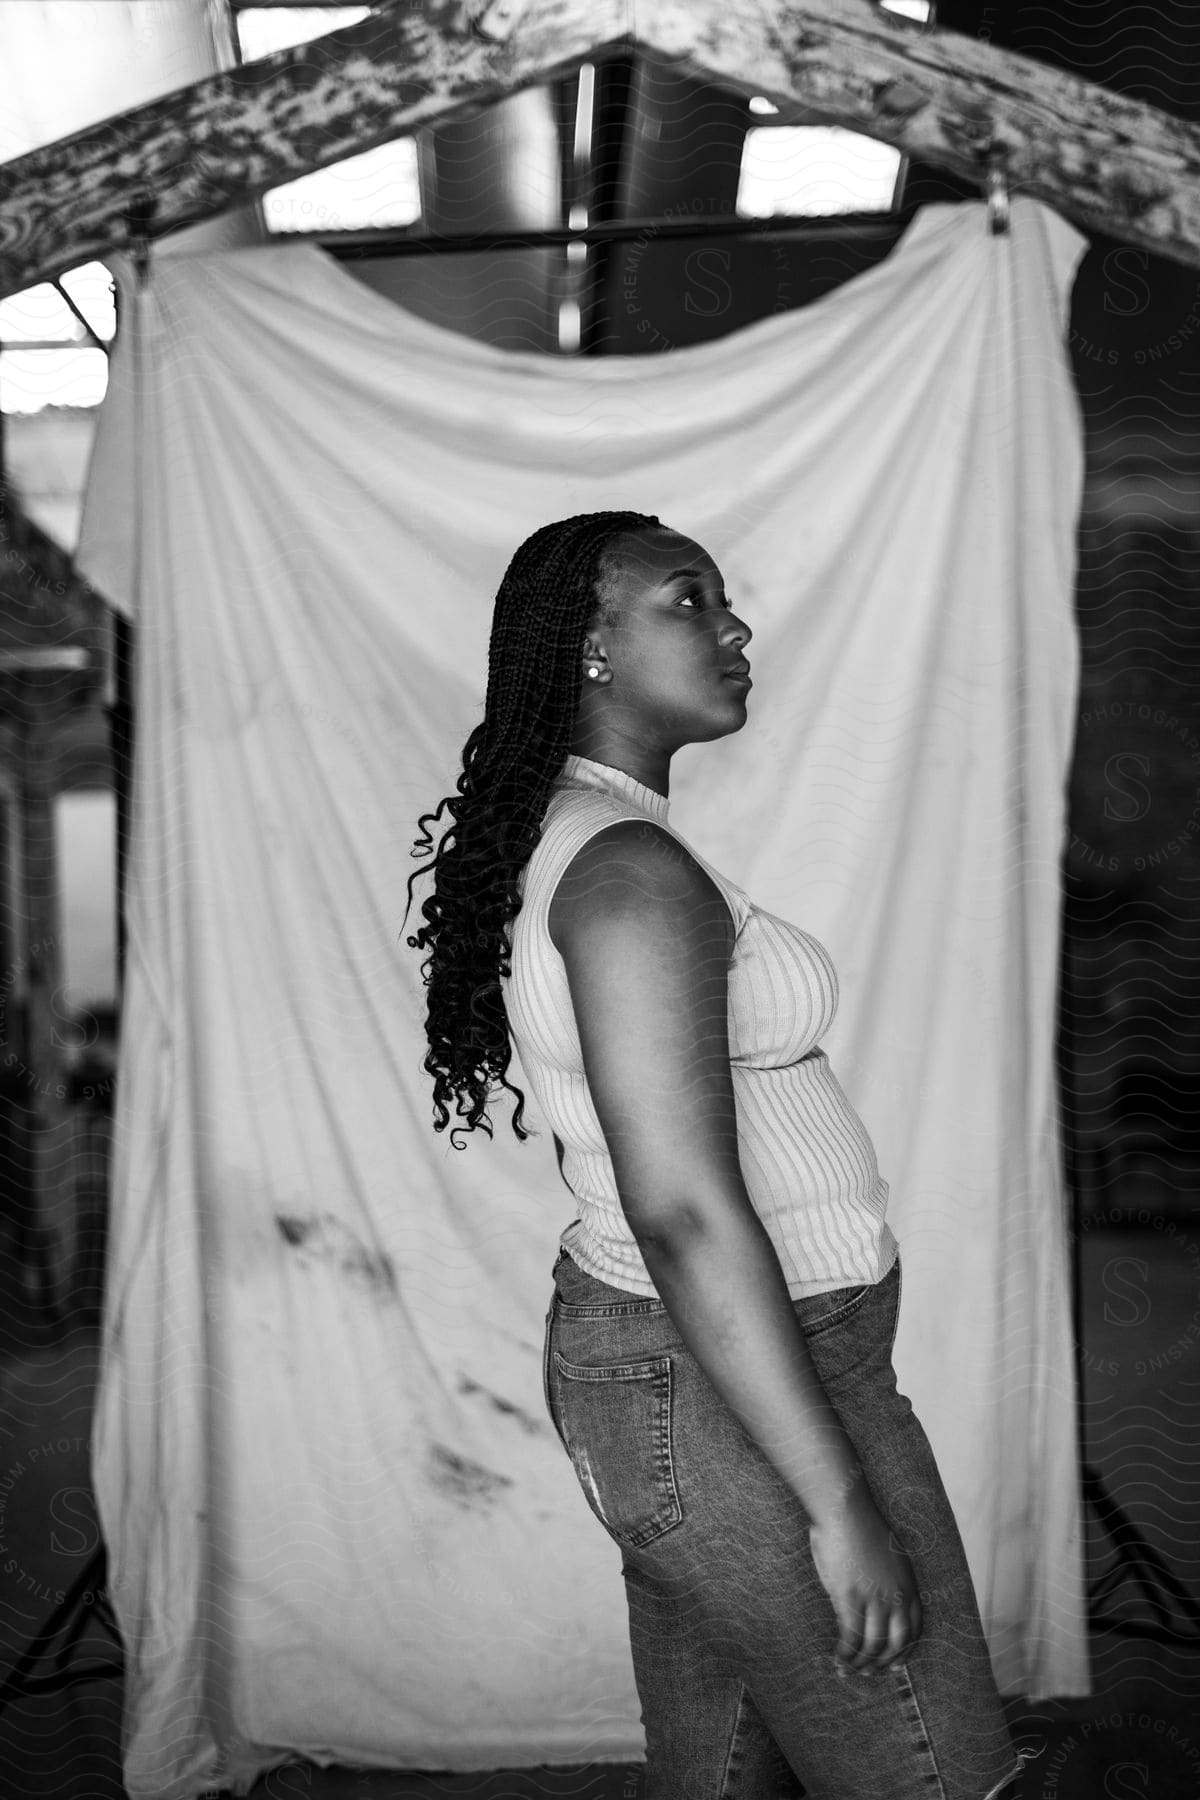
[{"x1": 809, "y1": 1490, "x2": 923, "y2": 1673}]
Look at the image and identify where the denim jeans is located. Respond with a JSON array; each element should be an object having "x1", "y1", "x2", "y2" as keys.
[{"x1": 542, "y1": 1245, "x2": 1026, "y2": 1800}]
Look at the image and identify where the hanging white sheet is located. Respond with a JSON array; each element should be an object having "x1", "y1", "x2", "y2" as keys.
[{"x1": 76, "y1": 196, "x2": 1089, "y2": 1800}]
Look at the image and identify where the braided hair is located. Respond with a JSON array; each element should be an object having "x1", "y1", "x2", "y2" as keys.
[{"x1": 402, "y1": 510, "x2": 662, "y2": 1149}]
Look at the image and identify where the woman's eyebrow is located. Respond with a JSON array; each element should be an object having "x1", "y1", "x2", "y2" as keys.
[{"x1": 658, "y1": 566, "x2": 706, "y2": 586}]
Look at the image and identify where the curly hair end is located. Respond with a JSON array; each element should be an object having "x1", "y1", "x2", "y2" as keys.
[{"x1": 401, "y1": 510, "x2": 663, "y2": 1150}]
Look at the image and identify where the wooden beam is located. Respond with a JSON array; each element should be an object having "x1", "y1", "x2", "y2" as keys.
[
  {"x1": 641, "y1": 1, "x2": 1200, "y2": 271},
  {"x1": 0, "y1": 0, "x2": 628, "y2": 300},
  {"x1": 2, "y1": 0, "x2": 1200, "y2": 301}
]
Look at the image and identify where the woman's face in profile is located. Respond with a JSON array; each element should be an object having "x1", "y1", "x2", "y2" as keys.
[{"x1": 585, "y1": 526, "x2": 754, "y2": 752}]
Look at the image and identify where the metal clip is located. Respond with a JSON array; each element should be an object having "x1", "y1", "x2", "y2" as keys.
[
  {"x1": 124, "y1": 194, "x2": 159, "y2": 286},
  {"x1": 985, "y1": 147, "x2": 1010, "y2": 236}
]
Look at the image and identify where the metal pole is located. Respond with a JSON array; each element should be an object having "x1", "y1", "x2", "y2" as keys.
[{"x1": 322, "y1": 208, "x2": 911, "y2": 262}]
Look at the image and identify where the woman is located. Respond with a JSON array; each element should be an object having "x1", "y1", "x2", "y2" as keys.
[{"x1": 405, "y1": 511, "x2": 1027, "y2": 1799}]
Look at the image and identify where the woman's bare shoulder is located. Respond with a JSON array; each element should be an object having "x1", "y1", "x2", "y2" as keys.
[{"x1": 548, "y1": 818, "x2": 725, "y2": 954}]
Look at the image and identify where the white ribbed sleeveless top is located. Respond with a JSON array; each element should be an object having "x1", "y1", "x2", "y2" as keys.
[{"x1": 502, "y1": 754, "x2": 899, "y2": 1300}]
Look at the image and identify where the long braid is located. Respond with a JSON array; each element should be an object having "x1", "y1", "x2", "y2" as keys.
[{"x1": 402, "y1": 511, "x2": 661, "y2": 1149}]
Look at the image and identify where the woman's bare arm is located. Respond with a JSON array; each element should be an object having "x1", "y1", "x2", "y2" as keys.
[{"x1": 550, "y1": 818, "x2": 920, "y2": 1668}]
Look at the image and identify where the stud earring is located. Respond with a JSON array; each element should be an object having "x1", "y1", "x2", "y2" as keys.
[{"x1": 587, "y1": 667, "x2": 599, "y2": 679}]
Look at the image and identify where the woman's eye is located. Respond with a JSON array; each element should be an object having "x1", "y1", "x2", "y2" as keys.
[{"x1": 677, "y1": 589, "x2": 734, "y2": 610}]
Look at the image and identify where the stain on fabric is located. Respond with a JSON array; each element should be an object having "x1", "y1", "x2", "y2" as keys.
[
  {"x1": 456, "y1": 1375, "x2": 541, "y2": 1434},
  {"x1": 427, "y1": 1443, "x2": 514, "y2": 1509},
  {"x1": 273, "y1": 1211, "x2": 396, "y2": 1295}
]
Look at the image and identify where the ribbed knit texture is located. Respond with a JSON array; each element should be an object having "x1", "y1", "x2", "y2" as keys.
[{"x1": 502, "y1": 755, "x2": 899, "y2": 1299}]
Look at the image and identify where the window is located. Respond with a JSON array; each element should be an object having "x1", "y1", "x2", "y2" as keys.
[
  {"x1": 234, "y1": 7, "x2": 421, "y2": 234},
  {"x1": 737, "y1": 125, "x2": 905, "y2": 217},
  {"x1": 0, "y1": 262, "x2": 113, "y2": 415},
  {"x1": 54, "y1": 789, "x2": 119, "y2": 1035},
  {"x1": 736, "y1": 0, "x2": 932, "y2": 219}
]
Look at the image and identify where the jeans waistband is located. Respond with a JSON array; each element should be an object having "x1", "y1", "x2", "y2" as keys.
[{"x1": 552, "y1": 1242, "x2": 901, "y2": 1334}]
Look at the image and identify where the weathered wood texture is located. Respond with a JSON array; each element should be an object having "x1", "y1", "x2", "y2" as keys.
[
  {"x1": 642, "y1": 1, "x2": 1200, "y2": 267},
  {"x1": 0, "y1": 0, "x2": 628, "y2": 298},
  {"x1": 2, "y1": 0, "x2": 1200, "y2": 299}
]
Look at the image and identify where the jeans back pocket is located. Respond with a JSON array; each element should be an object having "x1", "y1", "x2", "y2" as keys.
[
  {"x1": 551, "y1": 1351, "x2": 683, "y2": 1550},
  {"x1": 798, "y1": 1282, "x2": 872, "y2": 1338}
]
